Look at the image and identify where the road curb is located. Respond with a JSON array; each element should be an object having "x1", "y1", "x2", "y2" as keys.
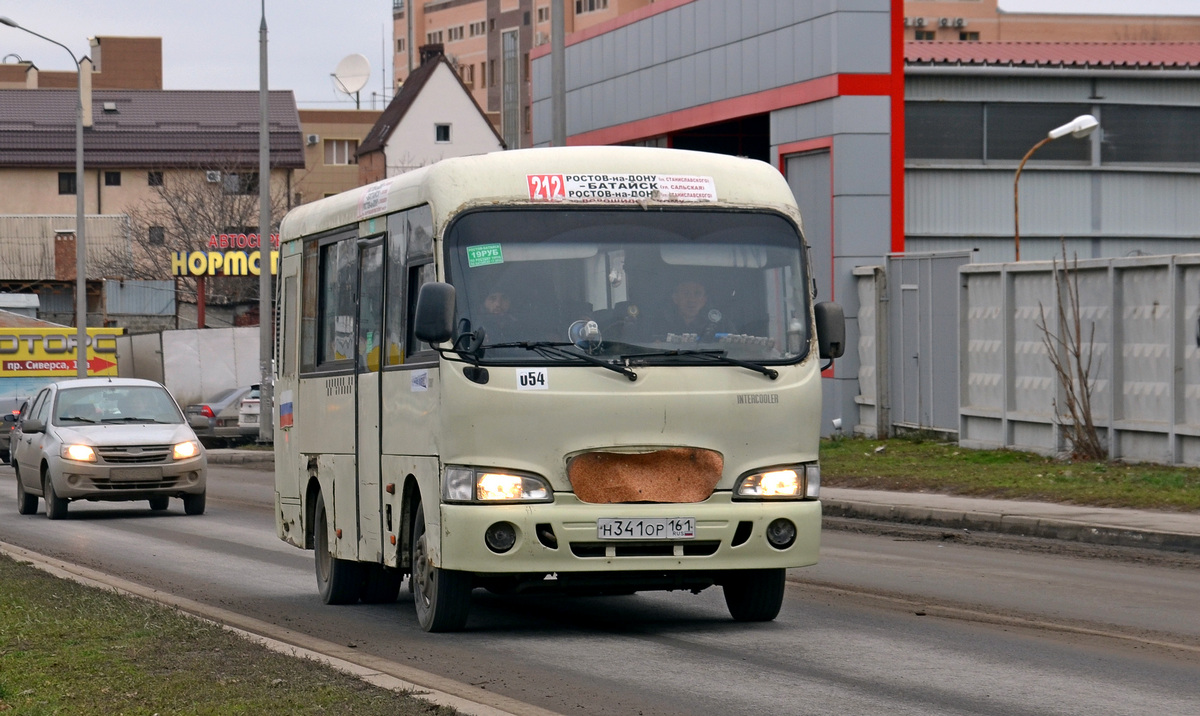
[
  {"x1": 0, "y1": 540, "x2": 557, "y2": 716},
  {"x1": 206, "y1": 451, "x2": 275, "y2": 466},
  {"x1": 822, "y1": 499, "x2": 1200, "y2": 554}
]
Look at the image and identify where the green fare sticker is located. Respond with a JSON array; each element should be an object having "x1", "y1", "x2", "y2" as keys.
[{"x1": 466, "y1": 243, "x2": 504, "y2": 267}]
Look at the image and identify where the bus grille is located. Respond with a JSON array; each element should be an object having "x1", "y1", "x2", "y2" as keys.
[{"x1": 570, "y1": 541, "x2": 720, "y2": 558}]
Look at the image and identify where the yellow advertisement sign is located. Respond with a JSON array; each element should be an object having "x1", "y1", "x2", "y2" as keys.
[
  {"x1": 0, "y1": 328, "x2": 124, "y2": 378},
  {"x1": 171, "y1": 251, "x2": 279, "y2": 277}
]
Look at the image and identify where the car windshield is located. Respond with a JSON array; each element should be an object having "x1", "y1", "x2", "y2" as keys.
[
  {"x1": 54, "y1": 386, "x2": 184, "y2": 425},
  {"x1": 443, "y1": 208, "x2": 811, "y2": 365}
]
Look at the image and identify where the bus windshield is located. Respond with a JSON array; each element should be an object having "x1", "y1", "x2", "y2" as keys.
[{"x1": 444, "y1": 208, "x2": 811, "y2": 364}]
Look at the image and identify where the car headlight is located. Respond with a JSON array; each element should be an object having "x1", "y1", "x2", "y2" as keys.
[
  {"x1": 443, "y1": 466, "x2": 552, "y2": 503},
  {"x1": 735, "y1": 464, "x2": 820, "y2": 500},
  {"x1": 173, "y1": 440, "x2": 201, "y2": 460},
  {"x1": 62, "y1": 444, "x2": 97, "y2": 462}
]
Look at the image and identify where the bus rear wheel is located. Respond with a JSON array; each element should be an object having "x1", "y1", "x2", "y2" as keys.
[
  {"x1": 314, "y1": 491, "x2": 362, "y2": 604},
  {"x1": 722, "y1": 568, "x2": 786, "y2": 622},
  {"x1": 411, "y1": 501, "x2": 472, "y2": 632}
]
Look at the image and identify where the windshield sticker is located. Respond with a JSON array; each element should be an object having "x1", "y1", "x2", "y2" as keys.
[
  {"x1": 527, "y1": 174, "x2": 717, "y2": 203},
  {"x1": 466, "y1": 243, "x2": 504, "y2": 267},
  {"x1": 516, "y1": 368, "x2": 548, "y2": 390}
]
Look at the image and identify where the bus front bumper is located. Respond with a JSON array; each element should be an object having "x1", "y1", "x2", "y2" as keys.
[{"x1": 437, "y1": 493, "x2": 820, "y2": 575}]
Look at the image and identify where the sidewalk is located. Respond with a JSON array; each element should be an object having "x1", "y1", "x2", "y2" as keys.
[
  {"x1": 823, "y1": 487, "x2": 1200, "y2": 554},
  {"x1": 208, "y1": 450, "x2": 1200, "y2": 554}
]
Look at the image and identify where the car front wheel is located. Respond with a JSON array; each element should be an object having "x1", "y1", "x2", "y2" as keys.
[
  {"x1": 15, "y1": 466, "x2": 37, "y2": 515},
  {"x1": 182, "y1": 491, "x2": 206, "y2": 516},
  {"x1": 43, "y1": 470, "x2": 68, "y2": 520}
]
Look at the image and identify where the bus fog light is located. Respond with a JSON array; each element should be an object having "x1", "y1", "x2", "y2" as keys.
[
  {"x1": 485, "y1": 522, "x2": 517, "y2": 553},
  {"x1": 765, "y1": 518, "x2": 796, "y2": 549}
]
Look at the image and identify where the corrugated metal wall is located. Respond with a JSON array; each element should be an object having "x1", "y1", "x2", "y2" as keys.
[
  {"x1": 533, "y1": 0, "x2": 891, "y2": 141},
  {"x1": 105, "y1": 280, "x2": 175, "y2": 316}
]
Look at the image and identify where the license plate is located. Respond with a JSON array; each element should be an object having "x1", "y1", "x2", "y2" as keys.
[
  {"x1": 109, "y1": 467, "x2": 163, "y2": 481},
  {"x1": 597, "y1": 517, "x2": 695, "y2": 540}
]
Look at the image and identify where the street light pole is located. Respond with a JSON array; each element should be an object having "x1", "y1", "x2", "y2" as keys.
[
  {"x1": 1013, "y1": 114, "x2": 1099, "y2": 262},
  {"x1": 1, "y1": 17, "x2": 88, "y2": 377}
]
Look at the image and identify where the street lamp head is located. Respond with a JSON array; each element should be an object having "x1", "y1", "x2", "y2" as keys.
[
  {"x1": 1048, "y1": 114, "x2": 1099, "y2": 140},
  {"x1": 0, "y1": 17, "x2": 20, "y2": 28}
]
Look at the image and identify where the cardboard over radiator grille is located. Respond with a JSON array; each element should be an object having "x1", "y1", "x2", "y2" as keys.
[{"x1": 568, "y1": 448, "x2": 723, "y2": 504}]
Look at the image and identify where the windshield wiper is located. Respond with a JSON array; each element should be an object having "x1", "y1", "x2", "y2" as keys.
[
  {"x1": 484, "y1": 341, "x2": 638, "y2": 382},
  {"x1": 619, "y1": 348, "x2": 779, "y2": 380},
  {"x1": 59, "y1": 415, "x2": 97, "y2": 423},
  {"x1": 102, "y1": 416, "x2": 170, "y2": 423}
]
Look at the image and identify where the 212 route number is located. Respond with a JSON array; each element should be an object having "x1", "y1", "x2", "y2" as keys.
[
  {"x1": 527, "y1": 174, "x2": 566, "y2": 201},
  {"x1": 516, "y1": 367, "x2": 548, "y2": 390}
]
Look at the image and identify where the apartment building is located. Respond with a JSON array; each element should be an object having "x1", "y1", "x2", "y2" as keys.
[{"x1": 392, "y1": 0, "x2": 653, "y2": 148}]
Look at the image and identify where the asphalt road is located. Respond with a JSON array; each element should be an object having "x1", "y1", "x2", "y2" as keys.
[{"x1": 2, "y1": 463, "x2": 1199, "y2": 716}]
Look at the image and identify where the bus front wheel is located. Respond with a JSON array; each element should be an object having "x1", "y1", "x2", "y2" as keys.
[
  {"x1": 314, "y1": 491, "x2": 362, "y2": 605},
  {"x1": 411, "y1": 501, "x2": 472, "y2": 632},
  {"x1": 722, "y1": 568, "x2": 786, "y2": 622}
]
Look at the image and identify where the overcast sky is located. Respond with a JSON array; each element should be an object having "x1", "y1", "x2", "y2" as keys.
[{"x1": 2, "y1": 0, "x2": 1198, "y2": 109}]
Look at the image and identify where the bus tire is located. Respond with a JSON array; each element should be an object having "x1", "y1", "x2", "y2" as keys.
[
  {"x1": 411, "y1": 501, "x2": 472, "y2": 632},
  {"x1": 722, "y1": 568, "x2": 786, "y2": 622},
  {"x1": 361, "y1": 564, "x2": 402, "y2": 604},
  {"x1": 314, "y1": 491, "x2": 362, "y2": 605}
]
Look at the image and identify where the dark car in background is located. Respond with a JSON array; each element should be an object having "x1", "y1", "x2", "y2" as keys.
[
  {"x1": 185, "y1": 385, "x2": 256, "y2": 447},
  {"x1": 2, "y1": 400, "x2": 28, "y2": 465}
]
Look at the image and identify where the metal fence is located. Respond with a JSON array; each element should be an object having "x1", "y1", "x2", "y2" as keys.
[{"x1": 855, "y1": 252, "x2": 1200, "y2": 467}]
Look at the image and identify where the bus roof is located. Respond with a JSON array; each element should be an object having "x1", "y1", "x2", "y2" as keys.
[{"x1": 279, "y1": 146, "x2": 801, "y2": 243}]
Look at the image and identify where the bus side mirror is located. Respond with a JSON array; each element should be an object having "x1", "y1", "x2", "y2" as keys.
[
  {"x1": 414, "y1": 282, "x2": 456, "y2": 344},
  {"x1": 814, "y1": 302, "x2": 845, "y2": 360}
]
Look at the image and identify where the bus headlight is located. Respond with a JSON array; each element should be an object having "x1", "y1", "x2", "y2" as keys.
[
  {"x1": 443, "y1": 466, "x2": 553, "y2": 503},
  {"x1": 62, "y1": 444, "x2": 97, "y2": 462},
  {"x1": 734, "y1": 464, "x2": 820, "y2": 500}
]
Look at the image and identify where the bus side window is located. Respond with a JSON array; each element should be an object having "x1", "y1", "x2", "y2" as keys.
[
  {"x1": 300, "y1": 240, "x2": 319, "y2": 372},
  {"x1": 384, "y1": 210, "x2": 410, "y2": 366},
  {"x1": 406, "y1": 262, "x2": 436, "y2": 356},
  {"x1": 319, "y1": 238, "x2": 357, "y2": 365},
  {"x1": 282, "y1": 275, "x2": 297, "y2": 377}
]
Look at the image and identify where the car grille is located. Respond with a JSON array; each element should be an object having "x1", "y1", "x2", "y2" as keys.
[
  {"x1": 96, "y1": 445, "x2": 173, "y2": 464},
  {"x1": 92, "y1": 477, "x2": 183, "y2": 490}
]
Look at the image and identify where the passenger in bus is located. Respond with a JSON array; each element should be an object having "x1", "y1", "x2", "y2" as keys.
[{"x1": 659, "y1": 279, "x2": 727, "y2": 340}]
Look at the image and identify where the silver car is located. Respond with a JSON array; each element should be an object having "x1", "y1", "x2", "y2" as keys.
[{"x1": 11, "y1": 377, "x2": 207, "y2": 519}]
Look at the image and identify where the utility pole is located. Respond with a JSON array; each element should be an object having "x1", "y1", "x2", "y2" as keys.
[
  {"x1": 257, "y1": 0, "x2": 274, "y2": 443},
  {"x1": 551, "y1": 0, "x2": 566, "y2": 146}
]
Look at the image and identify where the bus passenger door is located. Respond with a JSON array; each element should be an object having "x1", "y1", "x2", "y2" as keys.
[{"x1": 355, "y1": 238, "x2": 385, "y2": 562}]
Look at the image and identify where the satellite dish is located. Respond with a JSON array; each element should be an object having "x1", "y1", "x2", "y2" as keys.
[{"x1": 332, "y1": 53, "x2": 371, "y2": 96}]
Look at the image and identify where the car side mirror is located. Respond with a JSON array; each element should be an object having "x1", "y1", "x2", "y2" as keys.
[
  {"x1": 814, "y1": 301, "x2": 845, "y2": 360},
  {"x1": 414, "y1": 282, "x2": 456, "y2": 344},
  {"x1": 22, "y1": 418, "x2": 44, "y2": 434},
  {"x1": 2, "y1": 413, "x2": 15, "y2": 423}
]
